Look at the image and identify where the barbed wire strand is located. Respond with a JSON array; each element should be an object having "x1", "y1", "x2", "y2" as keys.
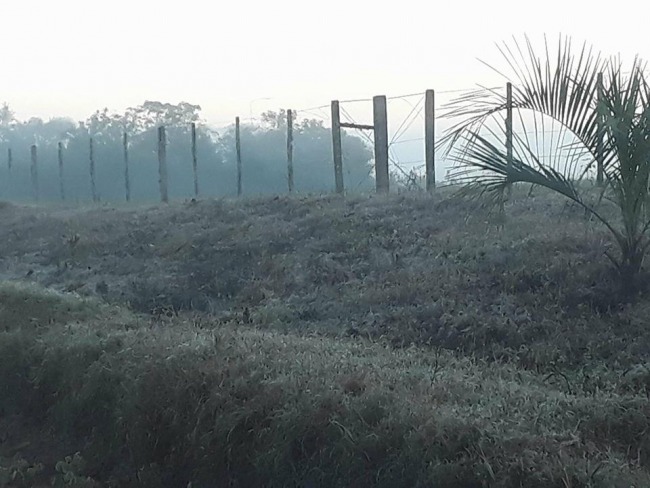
[
  {"x1": 390, "y1": 137, "x2": 425, "y2": 145},
  {"x1": 339, "y1": 97, "x2": 373, "y2": 104},
  {"x1": 390, "y1": 96, "x2": 425, "y2": 145},
  {"x1": 292, "y1": 86, "x2": 496, "y2": 115}
]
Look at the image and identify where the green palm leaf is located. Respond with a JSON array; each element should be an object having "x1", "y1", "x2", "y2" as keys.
[{"x1": 443, "y1": 35, "x2": 650, "y2": 294}]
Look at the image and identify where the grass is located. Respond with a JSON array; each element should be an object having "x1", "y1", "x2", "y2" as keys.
[
  {"x1": 1, "y1": 188, "x2": 647, "y2": 371},
  {"x1": 0, "y1": 188, "x2": 649, "y2": 486},
  {"x1": 1, "y1": 282, "x2": 649, "y2": 487}
]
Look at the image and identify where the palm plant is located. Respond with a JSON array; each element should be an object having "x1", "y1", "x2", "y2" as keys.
[{"x1": 443, "y1": 35, "x2": 650, "y2": 295}]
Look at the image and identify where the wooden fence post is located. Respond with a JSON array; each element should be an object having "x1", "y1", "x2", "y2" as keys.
[
  {"x1": 158, "y1": 126, "x2": 168, "y2": 203},
  {"x1": 236, "y1": 117, "x2": 242, "y2": 197},
  {"x1": 373, "y1": 95, "x2": 389, "y2": 194},
  {"x1": 7, "y1": 148, "x2": 11, "y2": 198},
  {"x1": 596, "y1": 72, "x2": 604, "y2": 185},
  {"x1": 425, "y1": 89, "x2": 436, "y2": 192},
  {"x1": 191, "y1": 122, "x2": 199, "y2": 197},
  {"x1": 331, "y1": 100, "x2": 344, "y2": 194},
  {"x1": 506, "y1": 82, "x2": 513, "y2": 174},
  {"x1": 89, "y1": 137, "x2": 98, "y2": 202},
  {"x1": 287, "y1": 109, "x2": 294, "y2": 193},
  {"x1": 30, "y1": 145, "x2": 38, "y2": 201},
  {"x1": 5, "y1": 147, "x2": 13, "y2": 202},
  {"x1": 123, "y1": 132, "x2": 131, "y2": 202},
  {"x1": 58, "y1": 142, "x2": 65, "y2": 201}
]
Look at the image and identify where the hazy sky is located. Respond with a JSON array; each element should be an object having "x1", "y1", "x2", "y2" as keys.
[{"x1": 1, "y1": 0, "x2": 648, "y2": 125}]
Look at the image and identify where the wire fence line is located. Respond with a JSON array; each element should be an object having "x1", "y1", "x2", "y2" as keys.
[
  {"x1": 235, "y1": 84, "x2": 587, "y2": 194},
  {"x1": 212, "y1": 85, "x2": 509, "y2": 131},
  {"x1": 0, "y1": 84, "x2": 588, "y2": 204}
]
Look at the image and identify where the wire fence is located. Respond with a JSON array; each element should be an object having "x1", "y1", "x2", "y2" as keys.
[{"x1": 0, "y1": 84, "x2": 592, "y2": 203}]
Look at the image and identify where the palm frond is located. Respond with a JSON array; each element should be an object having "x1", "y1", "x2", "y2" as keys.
[
  {"x1": 443, "y1": 34, "x2": 650, "y2": 289},
  {"x1": 448, "y1": 128, "x2": 626, "y2": 248},
  {"x1": 441, "y1": 35, "x2": 611, "y2": 169}
]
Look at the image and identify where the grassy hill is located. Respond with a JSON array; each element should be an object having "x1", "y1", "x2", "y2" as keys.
[{"x1": 0, "y1": 190, "x2": 649, "y2": 486}]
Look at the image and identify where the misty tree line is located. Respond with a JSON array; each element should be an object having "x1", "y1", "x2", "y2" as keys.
[{"x1": 0, "y1": 101, "x2": 374, "y2": 202}]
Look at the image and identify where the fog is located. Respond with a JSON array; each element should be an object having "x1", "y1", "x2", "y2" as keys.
[
  {"x1": 1, "y1": 0, "x2": 648, "y2": 200},
  {"x1": 0, "y1": 102, "x2": 379, "y2": 202},
  {"x1": 2, "y1": 0, "x2": 647, "y2": 124}
]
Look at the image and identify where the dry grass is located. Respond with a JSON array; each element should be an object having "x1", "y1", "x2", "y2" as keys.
[
  {"x1": 0, "y1": 282, "x2": 649, "y2": 487},
  {"x1": 0, "y1": 188, "x2": 643, "y2": 371},
  {"x1": 0, "y1": 189, "x2": 649, "y2": 486}
]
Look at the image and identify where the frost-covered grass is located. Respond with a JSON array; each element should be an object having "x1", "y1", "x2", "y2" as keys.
[
  {"x1": 0, "y1": 189, "x2": 650, "y2": 485},
  {"x1": 0, "y1": 281, "x2": 648, "y2": 486}
]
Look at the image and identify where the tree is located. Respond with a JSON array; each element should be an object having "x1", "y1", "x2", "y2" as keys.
[
  {"x1": 124, "y1": 101, "x2": 202, "y2": 135},
  {"x1": 79, "y1": 101, "x2": 216, "y2": 201},
  {"x1": 260, "y1": 109, "x2": 292, "y2": 130},
  {"x1": 0, "y1": 101, "x2": 373, "y2": 201},
  {"x1": 84, "y1": 108, "x2": 126, "y2": 141},
  {"x1": 217, "y1": 112, "x2": 373, "y2": 195},
  {"x1": 444, "y1": 35, "x2": 650, "y2": 296},
  {"x1": 0, "y1": 103, "x2": 15, "y2": 127},
  {"x1": 0, "y1": 101, "x2": 218, "y2": 202}
]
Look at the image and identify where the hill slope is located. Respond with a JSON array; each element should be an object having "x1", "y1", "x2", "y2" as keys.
[
  {"x1": 0, "y1": 191, "x2": 649, "y2": 486},
  {"x1": 0, "y1": 190, "x2": 646, "y2": 370}
]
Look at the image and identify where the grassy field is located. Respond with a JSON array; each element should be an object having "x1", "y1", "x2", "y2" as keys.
[{"x1": 1, "y1": 189, "x2": 649, "y2": 486}]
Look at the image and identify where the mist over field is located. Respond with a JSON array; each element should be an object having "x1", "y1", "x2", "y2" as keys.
[
  {"x1": 0, "y1": 102, "x2": 381, "y2": 203},
  {"x1": 3, "y1": 0, "x2": 650, "y2": 485}
]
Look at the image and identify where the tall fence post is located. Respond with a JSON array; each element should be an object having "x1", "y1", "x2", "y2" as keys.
[
  {"x1": 596, "y1": 72, "x2": 604, "y2": 185},
  {"x1": 89, "y1": 137, "x2": 98, "y2": 202},
  {"x1": 287, "y1": 109, "x2": 294, "y2": 193},
  {"x1": 373, "y1": 95, "x2": 389, "y2": 194},
  {"x1": 123, "y1": 132, "x2": 131, "y2": 202},
  {"x1": 331, "y1": 100, "x2": 344, "y2": 194},
  {"x1": 191, "y1": 122, "x2": 199, "y2": 197},
  {"x1": 506, "y1": 82, "x2": 513, "y2": 174},
  {"x1": 425, "y1": 89, "x2": 436, "y2": 192},
  {"x1": 30, "y1": 145, "x2": 38, "y2": 201},
  {"x1": 58, "y1": 142, "x2": 65, "y2": 201},
  {"x1": 236, "y1": 117, "x2": 242, "y2": 197},
  {"x1": 158, "y1": 126, "x2": 168, "y2": 203}
]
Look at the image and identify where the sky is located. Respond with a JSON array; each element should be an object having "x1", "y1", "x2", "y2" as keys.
[{"x1": 2, "y1": 0, "x2": 649, "y2": 126}]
